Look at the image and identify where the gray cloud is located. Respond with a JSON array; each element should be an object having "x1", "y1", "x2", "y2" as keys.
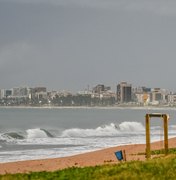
[
  {"x1": 0, "y1": 1, "x2": 176, "y2": 91},
  {"x1": 2, "y1": 0, "x2": 176, "y2": 16}
]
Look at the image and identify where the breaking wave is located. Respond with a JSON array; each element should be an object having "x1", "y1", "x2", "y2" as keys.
[
  {"x1": 1, "y1": 122, "x2": 175, "y2": 143},
  {"x1": 119, "y1": 122, "x2": 145, "y2": 132},
  {"x1": 26, "y1": 128, "x2": 54, "y2": 139},
  {"x1": 61, "y1": 122, "x2": 145, "y2": 137},
  {"x1": 0, "y1": 128, "x2": 54, "y2": 142},
  {"x1": 3, "y1": 132, "x2": 24, "y2": 139},
  {"x1": 0, "y1": 132, "x2": 25, "y2": 142}
]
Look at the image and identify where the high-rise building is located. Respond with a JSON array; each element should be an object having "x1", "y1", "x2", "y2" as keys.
[
  {"x1": 116, "y1": 82, "x2": 132, "y2": 103},
  {"x1": 0, "y1": 89, "x2": 12, "y2": 98}
]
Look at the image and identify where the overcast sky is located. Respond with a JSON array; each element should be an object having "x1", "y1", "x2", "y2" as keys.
[{"x1": 0, "y1": 0, "x2": 176, "y2": 92}]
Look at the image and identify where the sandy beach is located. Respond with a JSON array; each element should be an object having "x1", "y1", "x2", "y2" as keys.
[{"x1": 0, "y1": 137, "x2": 175, "y2": 175}]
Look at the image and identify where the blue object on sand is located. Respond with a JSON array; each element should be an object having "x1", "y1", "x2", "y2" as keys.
[{"x1": 115, "y1": 150, "x2": 123, "y2": 161}]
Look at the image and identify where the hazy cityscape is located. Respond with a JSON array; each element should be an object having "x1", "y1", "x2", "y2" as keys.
[
  {"x1": 0, "y1": 82, "x2": 176, "y2": 107},
  {"x1": 1, "y1": 1, "x2": 176, "y2": 178}
]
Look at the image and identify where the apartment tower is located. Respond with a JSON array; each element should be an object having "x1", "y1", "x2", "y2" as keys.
[{"x1": 116, "y1": 82, "x2": 132, "y2": 103}]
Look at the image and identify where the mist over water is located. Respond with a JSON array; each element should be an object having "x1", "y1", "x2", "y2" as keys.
[{"x1": 0, "y1": 107, "x2": 176, "y2": 162}]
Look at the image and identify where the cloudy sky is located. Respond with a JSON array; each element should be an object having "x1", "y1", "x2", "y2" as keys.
[{"x1": 0, "y1": 0, "x2": 176, "y2": 92}]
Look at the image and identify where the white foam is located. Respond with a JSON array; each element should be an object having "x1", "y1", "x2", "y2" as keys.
[
  {"x1": 119, "y1": 122, "x2": 145, "y2": 132},
  {"x1": 61, "y1": 122, "x2": 145, "y2": 138},
  {"x1": 61, "y1": 123, "x2": 119, "y2": 137},
  {"x1": 0, "y1": 133, "x2": 17, "y2": 143},
  {"x1": 26, "y1": 128, "x2": 48, "y2": 139}
]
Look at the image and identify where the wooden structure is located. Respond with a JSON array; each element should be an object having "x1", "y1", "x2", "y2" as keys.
[{"x1": 145, "y1": 113, "x2": 169, "y2": 159}]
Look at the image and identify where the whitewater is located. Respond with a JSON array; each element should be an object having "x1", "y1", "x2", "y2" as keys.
[{"x1": 0, "y1": 107, "x2": 176, "y2": 163}]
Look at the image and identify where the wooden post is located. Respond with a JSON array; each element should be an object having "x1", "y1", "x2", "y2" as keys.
[
  {"x1": 146, "y1": 114, "x2": 151, "y2": 159},
  {"x1": 123, "y1": 150, "x2": 126, "y2": 161},
  {"x1": 163, "y1": 114, "x2": 169, "y2": 155}
]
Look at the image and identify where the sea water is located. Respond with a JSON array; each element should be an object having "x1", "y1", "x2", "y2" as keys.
[{"x1": 0, "y1": 107, "x2": 176, "y2": 163}]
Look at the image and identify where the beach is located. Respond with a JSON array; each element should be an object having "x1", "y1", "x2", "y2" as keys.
[
  {"x1": 0, "y1": 107, "x2": 176, "y2": 174},
  {"x1": 0, "y1": 137, "x2": 175, "y2": 175}
]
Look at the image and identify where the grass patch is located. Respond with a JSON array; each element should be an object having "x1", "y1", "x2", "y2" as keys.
[
  {"x1": 1, "y1": 155, "x2": 176, "y2": 179},
  {"x1": 151, "y1": 148, "x2": 176, "y2": 155},
  {"x1": 137, "y1": 147, "x2": 176, "y2": 156}
]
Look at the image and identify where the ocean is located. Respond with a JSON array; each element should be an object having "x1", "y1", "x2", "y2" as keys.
[{"x1": 0, "y1": 107, "x2": 176, "y2": 163}]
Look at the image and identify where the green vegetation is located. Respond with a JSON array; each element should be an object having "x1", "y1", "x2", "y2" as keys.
[
  {"x1": 1, "y1": 155, "x2": 176, "y2": 180},
  {"x1": 151, "y1": 148, "x2": 176, "y2": 155},
  {"x1": 137, "y1": 148, "x2": 176, "y2": 155}
]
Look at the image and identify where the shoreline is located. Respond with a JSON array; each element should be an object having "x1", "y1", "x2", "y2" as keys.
[
  {"x1": 0, "y1": 105, "x2": 176, "y2": 110},
  {"x1": 0, "y1": 137, "x2": 176, "y2": 175}
]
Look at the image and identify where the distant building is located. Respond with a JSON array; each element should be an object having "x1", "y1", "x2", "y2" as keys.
[
  {"x1": 77, "y1": 91, "x2": 92, "y2": 95},
  {"x1": 34, "y1": 87, "x2": 47, "y2": 93},
  {"x1": 150, "y1": 88, "x2": 168, "y2": 104},
  {"x1": 93, "y1": 84, "x2": 104, "y2": 93},
  {"x1": 135, "y1": 93, "x2": 150, "y2": 105},
  {"x1": 133, "y1": 86, "x2": 151, "y2": 105},
  {"x1": 133, "y1": 87, "x2": 151, "y2": 94},
  {"x1": 93, "y1": 84, "x2": 111, "y2": 94},
  {"x1": 12, "y1": 87, "x2": 30, "y2": 98},
  {"x1": 35, "y1": 92, "x2": 48, "y2": 100},
  {"x1": 0, "y1": 89, "x2": 13, "y2": 98},
  {"x1": 151, "y1": 88, "x2": 162, "y2": 102},
  {"x1": 29, "y1": 87, "x2": 47, "y2": 100},
  {"x1": 168, "y1": 93, "x2": 176, "y2": 104},
  {"x1": 0, "y1": 89, "x2": 4, "y2": 99},
  {"x1": 116, "y1": 82, "x2": 132, "y2": 103}
]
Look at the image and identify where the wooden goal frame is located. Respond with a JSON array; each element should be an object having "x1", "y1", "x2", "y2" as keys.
[{"x1": 145, "y1": 113, "x2": 169, "y2": 159}]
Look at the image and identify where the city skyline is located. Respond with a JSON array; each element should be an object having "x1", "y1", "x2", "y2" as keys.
[
  {"x1": 0, "y1": 81, "x2": 175, "y2": 94},
  {"x1": 1, "y1": 81, "x2": 176, "y2": 107},
  {"x1": 1, "y1": 1, "x2": 176, "y2": 92}
]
